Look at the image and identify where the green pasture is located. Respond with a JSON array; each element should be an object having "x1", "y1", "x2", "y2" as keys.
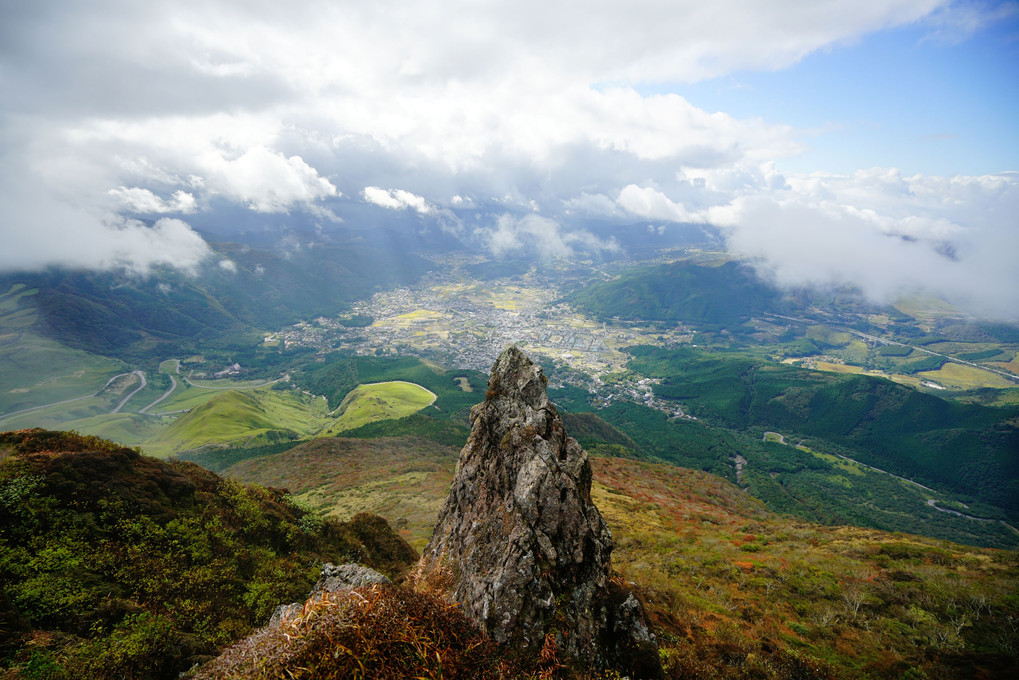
[
  {"x1": 0, "y1": 332, "x2": 126, "y2": 414},
  {"x1": 319, "y1": 381, "x2": 437, "y2": 436},
  {"x1": 59, "y1": 413, "x2": 171, "y2": 447},
  {"x1": 142, "y1": 387, "x2": 331, "y2": 458}
]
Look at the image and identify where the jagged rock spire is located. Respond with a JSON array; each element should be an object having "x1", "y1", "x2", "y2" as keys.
[{"x1": 416, "y1": 346, "x2": 659, "y2": 676}]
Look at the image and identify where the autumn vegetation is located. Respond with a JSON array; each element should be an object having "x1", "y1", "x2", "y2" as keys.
[{"x1": 223, "y1": 435, "x2": 1019, "y2": 679}]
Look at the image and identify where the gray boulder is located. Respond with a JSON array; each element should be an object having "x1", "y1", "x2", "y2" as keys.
[
  {"x1": 310, "y1": 562, "x2": 391, "y2": 596},
  {"x1": 266, "y1": 562, "x2": 391, "y2": 628}
]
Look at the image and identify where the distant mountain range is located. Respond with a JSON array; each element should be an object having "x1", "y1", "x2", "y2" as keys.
[{"x1": 0, "y1": 235, "x2": 432, "y2": 360}]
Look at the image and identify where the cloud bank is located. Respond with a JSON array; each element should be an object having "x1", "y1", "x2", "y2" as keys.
[{"x1": 1, "y1": 0, "x2": 1014, "y2": 318}]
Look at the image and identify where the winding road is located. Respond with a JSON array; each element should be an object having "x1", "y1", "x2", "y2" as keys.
[
  {"x1": 111, "y1": 371, "x2": 146, "y2": 414},
  {"x1": 1, "y1": 370, "x2": 144, "y2": 420},
  {"x1": 139, "y1": 375, "x2": 177, "y2": 414}
]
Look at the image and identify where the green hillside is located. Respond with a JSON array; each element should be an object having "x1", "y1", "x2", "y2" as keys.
[
  {"x1": 0, "y1": 429, "x2": 417, "y2": 680},
  {"x1": 565, "y1": 260, "x2": 781, "y2": 325},
  {"x1": 142, "y1": 389, "x2": 328, "y2": 457},
  {"x1": 624, "y1": 345, "x2": 1019, "y2": 519},
  {"x1": 293, "y1": 354, "x2": 487, "y2": 421},
  {"x1": 0, "y1": 283, "x2": 126, "y2": 415},
  {"x1": 318, "y1": 381, "x2": 437, "y2": 436}
]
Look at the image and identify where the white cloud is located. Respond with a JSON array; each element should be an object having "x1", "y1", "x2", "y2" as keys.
[
  {"x1": 714, "y1": 170, "x2": 1019, "y2": 320},
  {"x1": 363, "y1": 187, "x2": 433, "y2": 214},
  {"x1": 218, "y1": 259, "x2": 237, "y2": 273},
  {"x1": 0, "y1": 203, "x2": 212, "y2": 275},
  {"x1": 197, "y1": 146, "x2": 337, "y2": 212},
  {"x1": 616, "y1": 185, "x2": 703, "y2": 222},
  {"x1": 7, "y1": 0, "x2": 1015, "y2": 322},
  {"x1": 108, "y1": 187, "x2": 197, "y2": 213},
  {"x1": 478, "y1": 214, "x2": 618, "y2": 260}
]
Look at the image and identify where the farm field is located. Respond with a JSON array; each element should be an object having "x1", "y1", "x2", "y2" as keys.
[{"x1": 919, "y1": 362, "x2": 1018, "y2": 390}]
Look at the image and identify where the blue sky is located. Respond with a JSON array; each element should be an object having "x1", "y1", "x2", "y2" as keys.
[{"x1": 674, "y1": 8, "x2": 1019, "y2": 176}]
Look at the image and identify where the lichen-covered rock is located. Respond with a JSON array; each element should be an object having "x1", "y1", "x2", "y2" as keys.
[
  {"x1": 267, "y1": 562, "x2": 391, "y2": 628},
  {"x1": 416, "y1": 346, "x2": 660, "y2": 677},
  {"x1": 310, "y1": 562, "x2": 391, "y2": 596}
]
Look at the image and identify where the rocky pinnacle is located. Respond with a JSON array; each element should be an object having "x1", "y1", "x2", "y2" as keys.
[{"x1": 416, "y1": 346, "x2": 659, "y2": 675}]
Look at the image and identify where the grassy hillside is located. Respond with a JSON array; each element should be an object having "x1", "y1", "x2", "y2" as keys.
[
  {"x1": 565, "y1": 260, "x2": 781, "y2": 325},
  {"x1": 0, "y1": 287, "x2": 126, "y2": 414},
  {"x1": 591, "y1": 456, "x2": 1019, "y2": 680},
  {"x1": 221, "y1": 436, "x2": 460, "y2": 552},
  {"x1": 318, "y1": 381, "x2": 436, "y2": 436},
  {"x1": 142, "y1": 388, "x2": 331, "y2": 457},
  {"x1": 624, "y1": 346, "x2": 1019, "y2": 521},
  {"x1": 0, "y1": 429, "x2": 418, "y2": 680},
  {"x1": 293, "y1": 354, "x2": 487, "y2": 422},
  {"x1": 218, "y1": 434, "x2": 1019, "y2": 679}
]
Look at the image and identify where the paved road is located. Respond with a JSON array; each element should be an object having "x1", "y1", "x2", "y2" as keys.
[
  {"x1": 181, "y1": 375, "x2": 287, "y2": 389},
  {"x1": 0, "y1": 371, "x2": 137, "y2": 420},
  {"x1": 139, "y1": 375, "x2": 177, "y2": 414},
  {"x1": 111, "y1": 371, "x2": 146, "y2": 414}
]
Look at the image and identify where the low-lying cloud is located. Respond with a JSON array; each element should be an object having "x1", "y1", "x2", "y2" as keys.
[
  {"x1": 711, "y1": 171, "x2": 1019, "y2": 320},
  {"x1": 478, "y1": 214, "x2": 618, "y2": 261},
  {"x1": 363, "y1": 187, "x2": 433, "y2": 214},
  {"x1": 108, "y1": 187, "x2": 197, "y2": 214}
]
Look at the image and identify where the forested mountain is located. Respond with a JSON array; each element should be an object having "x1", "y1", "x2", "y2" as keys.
[
  {"x1": 626, "y1": 345, "x2": 1019, "y2": 517},
  {"x1": 566, "y1": 260, "x2": 782, "y2": 325}
]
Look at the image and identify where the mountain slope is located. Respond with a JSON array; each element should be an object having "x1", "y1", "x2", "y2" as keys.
[
  {"x1": 566, "y1": 260, "x2": 782, "y2": 325},
  {"x1": 626, "y1": 345, "x2": 1019, "y2": 518},
  {"x1": 0, "y1": 238, "x2": 433, "y2": 361},
  {"x1": 218, "y1": 431, "x2": 1019, "y2": 679},
  {"x1": 0, "y1": 429, "x2": 417, "y2": 680}
]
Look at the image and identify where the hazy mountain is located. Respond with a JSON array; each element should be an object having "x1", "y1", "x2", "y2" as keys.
[{"x1": 0, "y1": 237, "x2": 433, "y2": 360}]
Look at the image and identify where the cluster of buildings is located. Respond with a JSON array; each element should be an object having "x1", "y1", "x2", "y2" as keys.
[{"x1": 269, "y1": 274, "x2": 698, "y2": 419}]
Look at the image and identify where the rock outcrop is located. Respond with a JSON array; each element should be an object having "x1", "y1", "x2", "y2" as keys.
[
  {"x1": 268, "y1": 562, "x2": 392, "y2": 627},
  {"x1": 416, "y1": 346, "x2": 660, "y2": 676}
]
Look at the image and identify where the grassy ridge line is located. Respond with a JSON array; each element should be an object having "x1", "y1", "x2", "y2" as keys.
[{"x1": 319, "y1": 381, "x2": 438, "y2": 436}]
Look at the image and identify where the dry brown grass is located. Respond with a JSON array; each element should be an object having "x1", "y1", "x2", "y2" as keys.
[{"x1": 190, "y1": 585, "x2": 501, "y2": 680}]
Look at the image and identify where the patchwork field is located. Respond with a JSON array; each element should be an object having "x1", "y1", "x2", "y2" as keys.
[{"x1": 919, "y1": 362, "x2": 1018, "y2": 390}]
